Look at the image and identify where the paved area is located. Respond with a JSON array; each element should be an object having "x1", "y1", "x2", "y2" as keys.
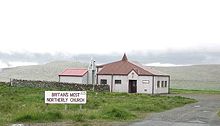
[{"x1": 129, "y1": 94, "x2": 220, "y2": 126}]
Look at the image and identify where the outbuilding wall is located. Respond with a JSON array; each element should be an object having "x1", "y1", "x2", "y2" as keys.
[{"x1": 59, "y1": 73, "x2": 88, "y2": 84}]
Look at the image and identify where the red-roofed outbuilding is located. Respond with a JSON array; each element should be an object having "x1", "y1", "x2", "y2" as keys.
[{"x1": 58, "y1": 68, "x2": 88, "y2": 84}]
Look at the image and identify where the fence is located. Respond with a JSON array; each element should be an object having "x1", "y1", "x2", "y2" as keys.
[{"x1": 9, "y1": 79, "x2": 110, "y2": 92}]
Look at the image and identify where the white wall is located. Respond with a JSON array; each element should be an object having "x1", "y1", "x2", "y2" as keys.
[
  {"x1": 137, "y1": 76, "x2": 153, "y2": 94},
  {"x1": 59, "y1": 73, "x2": 88, "y2": 84},
  {"x1": 98, "y1": 71, "x2": 154, "y2": 94},
  {"x1": 82, "y1": 73, "x2": 88, "y2": 84},
  {"x1": 128, "y1": 70, "x2": 139, "y2": 80},
  {"x1": 154, "y1": 76, "x2": 169, "y2": 94},
  {"x1": 97, "y1": 75, "x2": 112, "y2": 85},
  {"x1": 128, "y1": 70, "x2": 153, "y2": 94},
  {"x1": 97, "y1": 72, "x2": 169, "y2": 94},
  {"x1": 112, "y1": 75, "x2": 128, "y2": 92},
  {"x1": 97, "y1": 75, "x2": 128, "y2": 92},
  {"x1": 87, "y1": 69, "x2": 96, "y2": 84}
]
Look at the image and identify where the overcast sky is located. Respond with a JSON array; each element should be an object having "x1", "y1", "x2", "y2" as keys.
[{"x1": 0, "y1": 0, "x2": 220, "y2": 67}]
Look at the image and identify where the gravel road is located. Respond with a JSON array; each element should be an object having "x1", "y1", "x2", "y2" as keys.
[{"x1": 129, "y1": 94, "x2": 220, "y2": 126}]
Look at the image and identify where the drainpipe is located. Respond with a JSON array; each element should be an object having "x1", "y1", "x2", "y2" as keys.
[
  {"x1": 96, "y1": 75, "x2": 98, "y2": 85},
  {"x1": 152, "y1": 76, "x2": 154, "y2": 95},
  {"x1": 92, "y1": 70, "x2": 95, "y2": 91},
  {"x1": 168, "y1": 76, "x2": 171, "y2": 94},
  {"x1": 87, "y1": 72, "x2": 89, "y2": 85},
  {"x1": 111, "y1": 74, "x2": 113, "y2": 92}
]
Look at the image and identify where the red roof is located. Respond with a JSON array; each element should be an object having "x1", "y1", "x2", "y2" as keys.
[
  {"x1": 97, "y1": 54, "x2": 169, "y2": 76},
  {"x1": 59, "y1": 68, "x2": 88, "y2": 77}
]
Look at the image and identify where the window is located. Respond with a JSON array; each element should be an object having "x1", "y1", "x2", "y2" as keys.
[
  {"x1": 100, "y1": 79, "x2": 107, "y2": 85},
  {"x1": 165, "y1": 81, "x2": 167, "y2": 87},
  {"x1": 115, "y1": 80, "x2": 121, "y2": 84},
  {"x1": 157, "y1": 81, "x2": 160, "y2": 88},
  {"x1": 142, "y1": 80, "x2": 149, "y2": 84},
  {"x1": 161, "y1": 81, "x2": 164, "y2": 87}
]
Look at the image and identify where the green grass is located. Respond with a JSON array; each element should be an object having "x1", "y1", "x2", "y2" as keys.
[
  {"x1": 218, "y1": 111, "x2": 220, "y2": 117},
  {"x1": 171, "y1": 88, "x2": 220, "y2": 94},
  {"x1": 15, "y1": 111, "x2": 63, "y2": 122},
  {"x1": 170, "y1": 80, "x2": 220, "y2": 90},
  {"x1": 0, "y1": 83, "x2": 196, "y2": 125}
]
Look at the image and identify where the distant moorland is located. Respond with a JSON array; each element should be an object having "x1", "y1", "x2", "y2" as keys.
[
  {"x1": 0, "y1": 61, "x2": 220, "y2": 90},
  {"x1": 155, "y1": 65, "x2": 220, "y2": 90}
]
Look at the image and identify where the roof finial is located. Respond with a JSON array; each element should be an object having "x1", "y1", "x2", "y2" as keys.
[{"x1": 122, "y1": 53, "x2": 128, "y2": 61}]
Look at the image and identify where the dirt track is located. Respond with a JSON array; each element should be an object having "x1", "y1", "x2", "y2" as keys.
[{"x1": 129, "y1": 94, "x2": 220, "y2": 126}]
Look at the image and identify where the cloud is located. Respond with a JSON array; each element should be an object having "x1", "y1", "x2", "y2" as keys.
[
  {"x1": 0, "y1": 60, "x2": 9, "y2": 68},
  {"x1": 1, "y1": 1, "x2": 220, "y2": 54},
  {"x1": 1, "y1": 50, "x2": 220, "y2": 68},
  {"x1": 145, "y1": 62, "x2": 191, "y2": 67}
]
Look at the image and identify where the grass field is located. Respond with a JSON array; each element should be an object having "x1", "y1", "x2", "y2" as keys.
[
  {"x1": 218, "y1": 111, "x2": 220, "y2": 117},
  {"x1": 170, "y1": 80, "x2": 220, "y2": 90},
  {"x1": 0, "y1": 83, "x2": 196, "y2": 125},
  {"x1": 171, "y1": 89, "x2": 220, "y2": 94}
]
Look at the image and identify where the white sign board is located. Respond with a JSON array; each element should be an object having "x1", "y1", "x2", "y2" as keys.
[{"x1": 45, "y1": 91, "x2": 86, "y2": 104}]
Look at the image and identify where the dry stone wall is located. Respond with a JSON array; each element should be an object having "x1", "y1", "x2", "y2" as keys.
[{"x1": 10, "y1": 79, "x2": 110, "y2": 92}]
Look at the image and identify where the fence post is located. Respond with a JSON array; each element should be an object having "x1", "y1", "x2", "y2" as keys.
[{"x1": 46, "y1": 103, "x2": 49, "y2": 111}]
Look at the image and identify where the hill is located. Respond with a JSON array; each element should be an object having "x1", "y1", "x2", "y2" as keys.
[
  {"x1": 154, "y1": 64, "x2": 220, "y2": 90},
  {"x1": 155, "y1": 64, "x2": 220, "y2": 82},
  {"x1": 0, "y1": 61, "x2": 220, "y2": 90},
  {"x1": 0, "y1": 61, "x2": 87, "y2": 82}
]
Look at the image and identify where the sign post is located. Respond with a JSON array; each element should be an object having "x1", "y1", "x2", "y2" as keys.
[{"x1": 45, "y1": 91, "x2": 87, "y2": 110}]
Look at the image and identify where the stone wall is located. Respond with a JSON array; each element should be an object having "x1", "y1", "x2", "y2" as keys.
[{"x1": 10, "y1": 79, "x2": 110, "y2": 92}]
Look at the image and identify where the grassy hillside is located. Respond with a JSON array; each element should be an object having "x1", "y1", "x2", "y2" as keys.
[
  {"x1": 155, "y1": 64, "x2": 220, "y2": 82},
  {"x1": 155, "y1": 65, "x2": 220, "y2": 90},
  {"x1": 0, "y1": 61, "x2": 87, "y2": 82},
  {"x1": 0, "y1": 61, "x2": 220, "y2": 90},
  {"x1": 0, "y1": 83, "x2": 196, "y2": 125}
]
